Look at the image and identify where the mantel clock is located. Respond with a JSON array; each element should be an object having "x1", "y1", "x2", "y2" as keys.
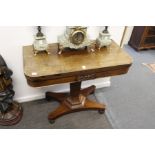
[{"x1": 58, "y1": 26, "x2": 95, "y2": 54}]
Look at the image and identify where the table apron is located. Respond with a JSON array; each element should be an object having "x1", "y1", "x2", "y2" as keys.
[{"x1": 25, "y1": 65, "x2": 130, "y2": 87}]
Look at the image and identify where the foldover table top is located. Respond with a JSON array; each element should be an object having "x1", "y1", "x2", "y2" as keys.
[{"x1": 23, "y1": 41, "x2": 132, "y2": 87}]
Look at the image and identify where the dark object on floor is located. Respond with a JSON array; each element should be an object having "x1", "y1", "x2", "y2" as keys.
[
  {"x1": 129, "y1": 26, "x2": 155, "y2": 51},
  {"x1": 0, "y1": 54, "x2": 23, "y2": 126}
]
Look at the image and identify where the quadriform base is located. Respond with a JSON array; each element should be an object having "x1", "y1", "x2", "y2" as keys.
[{"x1": 45, "y1": 82, "x2": 105, "y2": 123}]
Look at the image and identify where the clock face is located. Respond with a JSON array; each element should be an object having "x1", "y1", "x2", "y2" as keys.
[{"x1": 70, "y1": 30, "x2": 85, "y2": 45}]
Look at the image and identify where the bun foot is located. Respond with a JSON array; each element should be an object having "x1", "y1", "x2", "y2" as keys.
[
  {"x1": 49, "y1": 119, "x2": 55, "y2": 124},
  {"x1": 98, "y1": 109, "x2": 105, "y2": 114}
]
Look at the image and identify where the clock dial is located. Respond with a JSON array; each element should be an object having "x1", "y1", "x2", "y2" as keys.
[{"x1": 71, "y1": 31, "x2": 85, "y2": 45}]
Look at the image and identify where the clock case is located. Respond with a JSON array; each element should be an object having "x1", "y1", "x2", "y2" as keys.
[{"x1": 58, "y1": 26, "x2": 94, "y2": 54}]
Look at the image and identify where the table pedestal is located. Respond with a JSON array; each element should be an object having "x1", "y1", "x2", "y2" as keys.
[{"x1": 46, "y1": 81, "x2": 106, "y2": 123}]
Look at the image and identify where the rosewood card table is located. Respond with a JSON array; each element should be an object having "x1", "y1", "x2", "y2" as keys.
[{"x1": 23, "y1": 41, "x2": 132, "y2": 123}]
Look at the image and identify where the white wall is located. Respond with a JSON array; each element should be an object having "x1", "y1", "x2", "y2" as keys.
[
  {"x1": 122, "y1": 26, "x2": 134, "y2": 45},
  {"x1": 0, "y1": 26, "x2": 124, "y2": 102},
  {"x1": 109, "y1": 26, "x2": 125, "y2": 45}
]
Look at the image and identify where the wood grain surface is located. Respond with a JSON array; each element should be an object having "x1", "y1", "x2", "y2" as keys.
[{"x1": 23, "y1": 40, "x2": 132, "y2": 87}]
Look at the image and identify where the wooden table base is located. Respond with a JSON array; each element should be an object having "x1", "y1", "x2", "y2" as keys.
[{"x1": 46, "y1": 82, "x2": 106, "y2": 124}]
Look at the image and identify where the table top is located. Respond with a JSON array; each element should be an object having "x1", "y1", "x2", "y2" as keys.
[{"x1": 23, "y1": 41, "x2": 132, "y2": 78}]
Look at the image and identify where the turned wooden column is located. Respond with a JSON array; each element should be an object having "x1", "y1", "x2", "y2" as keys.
[{"x1": 66, "y1": 81, "x2": 86, "y2": 109}]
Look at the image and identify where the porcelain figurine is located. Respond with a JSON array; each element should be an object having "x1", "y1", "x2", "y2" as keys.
[
  {"x1": 33, "y1": 26, "x2": 49, "y2": 55},
  {"x1": 96, "y1": 26, "x2": 112, "y2": 50}
]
